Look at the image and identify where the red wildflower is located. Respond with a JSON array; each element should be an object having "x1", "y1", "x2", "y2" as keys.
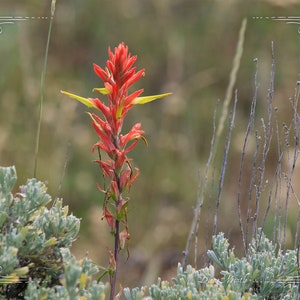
[
  {"x1": 62, "y1": 42, "x2": 171, "y2": 300},
  {"x1": 62, "y1": 42, "x2": 171, "y2": 230}
]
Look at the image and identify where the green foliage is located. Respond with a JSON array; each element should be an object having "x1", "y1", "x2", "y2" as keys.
[
  {"x1": 125, "y1": 231, "x2": 299, "y2": 300},
  {"x1": 24, "y1": 249, "x2": 108, "y2": 300},
  {"x1": 0, "y1": 166, "x2": 108, "y2": 299}
]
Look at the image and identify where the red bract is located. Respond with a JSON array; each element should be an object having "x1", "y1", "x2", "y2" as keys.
[
  {"x1": 120, "y1": 123, "x2": 144, "y2": 149},
  {"x1": 93, "y1": 43, "x2": 145, "y2": 136},
  {"x1": 103, "y1": 207, "x2": 115, "y2": 231}
]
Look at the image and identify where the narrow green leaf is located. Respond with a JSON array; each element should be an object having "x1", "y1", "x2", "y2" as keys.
[
  {"x1": 61, "y1": 90, "x2": 98, "y2": 109},
  {"x1": 131, "y1": 93, "x2": 172, "y2": 105}
]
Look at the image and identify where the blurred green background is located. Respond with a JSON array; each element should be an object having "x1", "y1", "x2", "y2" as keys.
[{"x1": 1, "y1": 0, "x2": 300, "y2": 289}]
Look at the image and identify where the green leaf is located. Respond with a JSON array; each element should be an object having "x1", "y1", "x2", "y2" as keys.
[
  {"x1": 61, "y1": 90, "x2": 99, "y2": 109},
  {"x1": 93, "y1": 87, "x2": 110, "y2": 95},
  {"x1": 131, "y1": 93, "x2": 172, "y2": 105}
]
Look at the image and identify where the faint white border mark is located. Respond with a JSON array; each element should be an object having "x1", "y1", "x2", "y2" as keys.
[
  {"x1": 0, "y1": 16, "x2": 48, "y2": 34},
  {"x1": 252, "y1": 16, "x2": 300, "y2": 34}
]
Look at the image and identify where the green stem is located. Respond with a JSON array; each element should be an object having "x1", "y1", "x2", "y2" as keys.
[{"x1": 33, "y1": 0, "x2": 56, "y2": 177}]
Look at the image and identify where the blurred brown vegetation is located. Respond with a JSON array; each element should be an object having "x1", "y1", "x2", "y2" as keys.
[{"x1": 1, "y1": 0, "x2": 300, "y2": 290}]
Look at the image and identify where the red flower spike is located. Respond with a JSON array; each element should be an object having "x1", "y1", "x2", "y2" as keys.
[{"x1": 61, "y1": 43, "x2": 171, "y2": 296}]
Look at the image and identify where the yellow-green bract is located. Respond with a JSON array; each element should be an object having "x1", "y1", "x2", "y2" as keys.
[{"x1": 61, "y1": 90, "x2": 172, "y2": 108}]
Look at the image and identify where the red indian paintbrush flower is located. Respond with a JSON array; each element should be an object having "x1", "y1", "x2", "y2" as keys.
[{"x1": 61, "y1": 42, "x2": 171, "y2": 299}]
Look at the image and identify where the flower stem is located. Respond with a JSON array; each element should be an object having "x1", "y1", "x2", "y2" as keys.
[{"x1": 110, "y1": 219, "x2": 120, "y2": 300}]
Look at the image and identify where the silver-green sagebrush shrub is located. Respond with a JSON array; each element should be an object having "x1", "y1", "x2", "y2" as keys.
[
  {"x1": 125, "y1": 231, "x2": 299, "y2": 300},
  {"x1": 124, "y1": 263, "x2": 255, "y2": 300},
  {"x1": 0, "y1": 166, "x2": 108, "y2": 299},
  {"x1": 208, "y1": 230, "x2": 299, "y2": 299}
]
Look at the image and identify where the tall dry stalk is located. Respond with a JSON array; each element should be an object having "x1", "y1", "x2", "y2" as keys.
[{"x1": 34, "y1": 0, "x2": 57, "y2": 177}]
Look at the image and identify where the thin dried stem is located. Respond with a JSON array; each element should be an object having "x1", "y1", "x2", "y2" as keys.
[
  {"x1": 237, "y1": 59, "x2": 259, "y2": 255},
  {"x1": 282, "y1": 85, "x2": 300, "y2": 249},
  {"x1": 261, "y1": 149, "x2": 284, "y2": 235},
  {"x1": 253, "y1": 42, "x2": 275, "y2": 242},
  {"x1": 244, "y1": 129, "x2": 259, "y2": 253},
  {"x1": 212, "y1": 91, "x2": 238, "y2": 237},
  {"x1": 34, "y1": 0, "x2": 57, "y2": 177},
  {"x1": 273, "y1": 120, "x2": 283, "y2": 247}
]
